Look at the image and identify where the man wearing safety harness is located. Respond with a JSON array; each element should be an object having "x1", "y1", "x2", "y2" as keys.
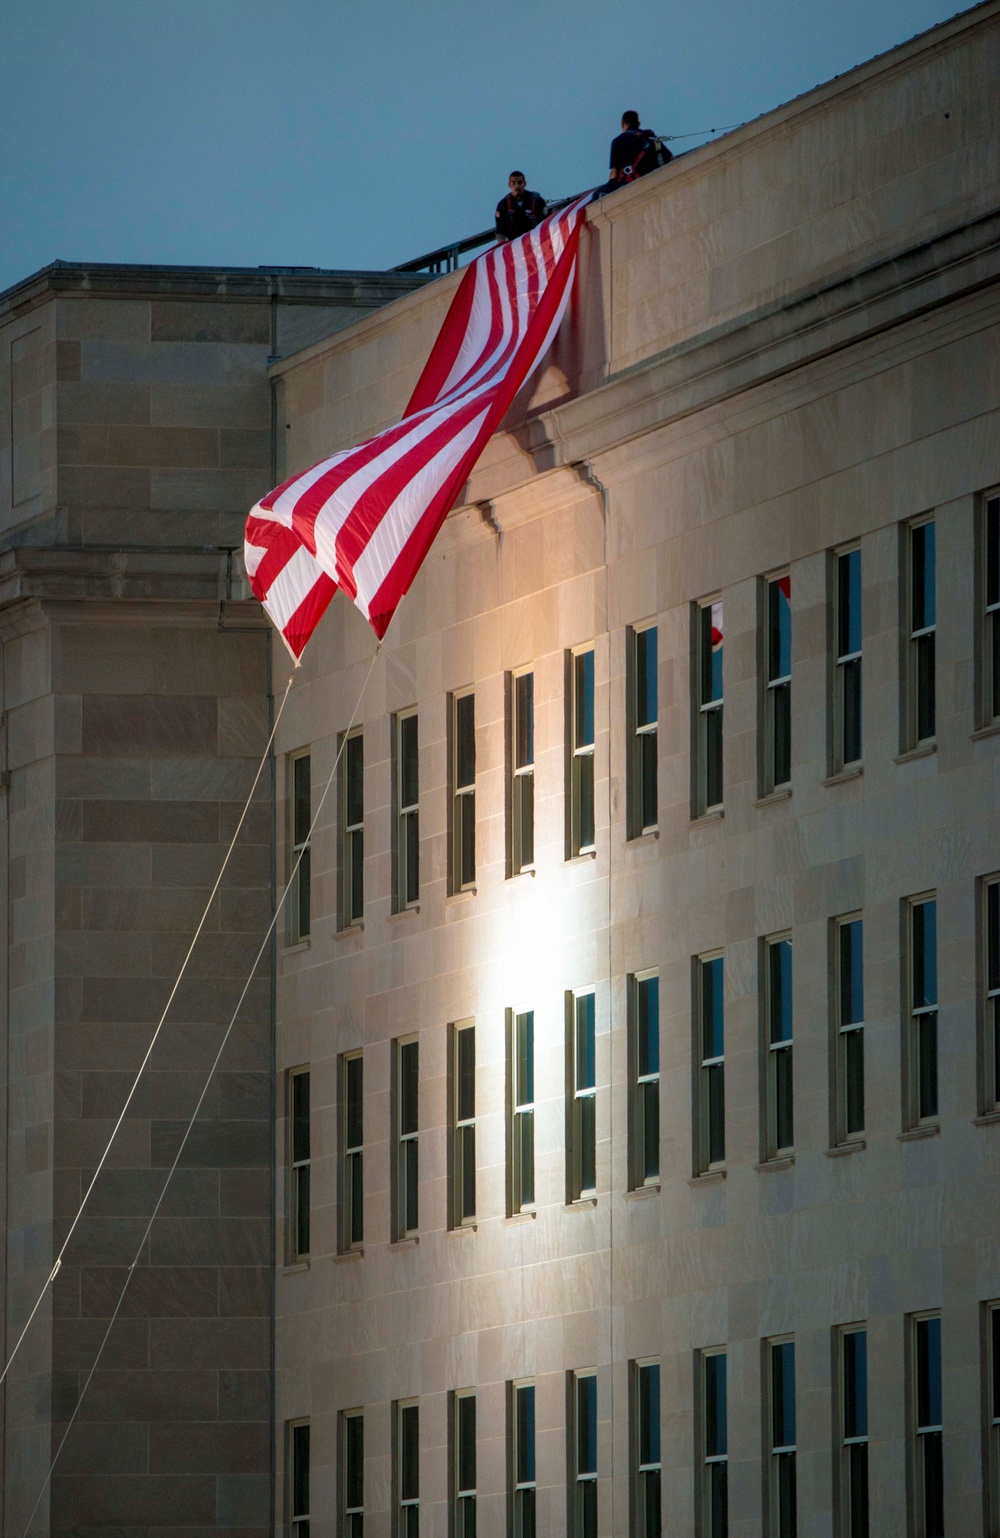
[
  {"x1": 495, "y1": 171, "x2": 547, "y2": 242},
  {"x1": 593, "y1": 110, "x2": 673, "y2": 199}
]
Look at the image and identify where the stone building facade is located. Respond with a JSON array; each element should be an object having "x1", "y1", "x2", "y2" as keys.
[
  {"x1": 0, "y1": 262, "x2": 424, "y2": 1535},
  {"x1": 268, "y1": 6, "x2": 1000, "y2": 1538}
]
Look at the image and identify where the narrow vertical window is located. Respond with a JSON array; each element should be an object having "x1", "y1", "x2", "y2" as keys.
[
  {"x1": 512, "y1": 1381, "x2": 536, "y2": 1538},
  {"x1": 629, "y1": 625, "x2": 658, "y2": 836},
  {"x1": 839, "y1": 1327, "x2": 868, "y2": 1538},
  {"x1": 835, "y1": 917, "x2": 865, "y2": 1144},
  {"x1": 289, "y1": 1421, "x2": 310, "y2": 1538},
  {"x1": 570, "y1": 648, "x2": 596, "y2": 856},
  {"x1": 342, "y1": 1411, "x2": 364, "y2": 1537},
  {"x1": 452, "y1": 1021, "x2": 476, "y2": 1227},
  {"x1": 289, "y1": 1068, "x2": 310, "y2": 1261},
  {"x1": 341, "y1": 1052, "x2": 363, "y2": 1252},
  {"x1": 982, "y1": 492, "x2": 1000, "y2": 726},
  {"x1": 701, "y1": 1351, "x2": 727, "y2": 1538},
  {"x1": 395, "y1": 711, "x2": 419, "y2": 910},
  {"x1": 695, "y1": 600, "x2": 724, "y2": 815},
  {"x1": 764, "y1": 574, "x2": 792, "y2": 792},
  {"x1": 765, "y1": 937, "x2": 794, "y2": 1159},
  {"x1": 452, "y1": 690, "x2": 476, "y2": 892},
  {"x1": 633, "y1": 1360, "x2": 661, "y2": 1537},
  {"x1": 511, "y1": 671, "x2": 535, "y2": 874},
  {"x1": 834, "y1": 548, "x2": 862, "y2": 770},
  {"x1": 911, "y1": 1314, "x2": 943, "y2": 1538},
  {"x1": 908, "y1": 520, "x2": 936, "y2": 747},
  {"x1": 396, "y1": 1401, "x2": 419, "y2": 1537},
  {"x1": 569, "y1": 992, "x2": 597, "y2": 1201},
  {"x1": 983, "y1": 880, "x2": 1000, "y2": 1115},
  {"x1": 509, "y1": 1010, "x2": 535, "y2": 1213},
  {"x1": 341, "y1": 728, "x2": 364, "y2": 926},
  {"x1": 769, "y1": 1340, "x2": 797, "y2": 1538},
  {"x1": 572, "y1": 1371, "x2": 598, "y2": 1538},
  {"x1": 395, "y1": 1038, "x2": 418, "y2": 1239},
  {"x1": 630, "y1": 973, "x2": 659, "y2": 1189},
  {"x1": 907, "y1": 897, "x2": 938, "y2": 1126},
  {"x1": 290, "y1": 751, "x2": 311, "y2": 942},
  {"x1": 453, "y1": 1391, "x2": 477, "y2": 1538},
  {"x1": 987, "y1": 1303, "x2": 1000, "y2": 1534},
  {"x1": 696, "y1": 954, "x2": 725, "y2": 1173}
]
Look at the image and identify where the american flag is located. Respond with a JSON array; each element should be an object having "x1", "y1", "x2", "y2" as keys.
[{"x1": 245, "y1": 196, "x2": 589, "y2": 658}]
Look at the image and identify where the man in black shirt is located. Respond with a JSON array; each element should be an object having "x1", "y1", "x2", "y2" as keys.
[
  {"x1": 495, "y1": 172, "x2": 547, "y2": 242},
  {"x1": 593, "y1": 110, "x2": 671, "y2": 199}
]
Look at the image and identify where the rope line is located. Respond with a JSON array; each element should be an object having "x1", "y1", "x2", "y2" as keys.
[
  {"x1": 20, "y1": 642, "x2": 381, "y2": 1537},
  {"x1": 0, "y1": 670, "x2": 297, "y2": 1391},
  {"x1": 664, "y1": 121, "x2": 746, "y2": 140}
]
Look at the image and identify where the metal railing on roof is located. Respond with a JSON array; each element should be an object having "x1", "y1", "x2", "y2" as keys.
[{"x1": 392, "y1": 193, "x2": 586, "y2": 275}]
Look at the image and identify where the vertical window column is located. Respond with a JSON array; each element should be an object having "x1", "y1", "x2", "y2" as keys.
[
  {"x1": 452, "y1": 690, "x2": 476, "y2": 891},
  {"x1": 839, "y1": 1327, "x2": 869, "y2": 1538},
  {"x1": 395, "y1": 1038, "x2": 418, "y2": 1239},
  {"x1": 908, "y1": 520, "x2": 936, "y2": 747},
  {"x1": 570, "y1": 992, "x2": 597, "y2": 1201},
  {"x1": 570, "y1": 648, "x2": 596, "y2": 856},
  {"x1": 341, "y1": 729, "x2": 364, "y2": 926},
  {"x1": 987, "y1": 1304, "x2": 1000, "y2": 1534},
  {"x1": 341, "y1": 1052, "x2": 364, "y2": 1251},
  {"x1": 512, "y1": 1382, "x2": 536, "y2": 1538},
  {"x1": 765, "y1": 937, "x2": 794, "y2": 1159},
  {"x1": 289, "y1": 1068, "x2": 310, "y2": 1261},
  {"x1": 908, "y1": 897, "x2": 938, "y2": 1126},
  {"x1": 452, "y1": 1021, "x2": 476, "y2": 1227},
  {"x1": 701, "y1": 1350, "x2": 728, "y2": 1538},
  {"x1": 695, "y1": 600, "x2": 724, "y2": 815},
  {"x1": 696, "y1": 954, "x2": 725, "y2": 1173},
  {"x1": 454, "y1": 1391, "x2": 477, "y2": 1538},
  {"x1": 769, "y1": 1340, "x2": 797, "y2": 1538},
  {"x1": 835, "y1": 548, "x2": 862, "y2": 770},
  {"x1": 572, "y1": 1372, "x2": 598, "y2": 1538},
  {"x1": 984, "y1": 881, "x2": 1000, "y2": 1116},
  {"x1": 342, "y1": 1412, "x2": 364, "y2": 1537},
  {"x1": 983, "y1": 492, "x2": 1000, "y2": 725},
  {"x1": 396, "y1": 1401, "x2": 419, "y2": 1537},
  {"x1": 912, "y1": 1315, "x2": 943, "y2": 1538},
  {"x1": 835, "y1": 917, "x2": 865, "y2": 1144},
  {"x1": 289, "y1": 1421, "x2": 310, "y2": 1538},
  {"x1": 633, "y1": 1360, "x2": 661, "y2": 1537},
  {"x1": 630, "y1": 973, "x2": 659, "y2": 1189},
  {"x1": 511, "y1": 672, "x2": 535, "y2": 874},
  {"x1": 510, "y1": 1010, "x2": 535, "y2": 1213},
  {"x1": 395, "y1": 711, "x2": 419, "y2": 909},
  {"x1": 290, "y1": 752, "x2": 311, "y2": 942},
  {"x1": 629, "y1": 625, "x2": 658, "y2": 836},
  {"x1": 765, "y1": 574, "x2": 792, "y2": 792}
]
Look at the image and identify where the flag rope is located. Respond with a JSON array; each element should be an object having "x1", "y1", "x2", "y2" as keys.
[
  {"x1": 18, "y1": 640, "x2": 381, "y2": 1538},
  {"x1": 0, "y1": 669, "x2": 298, "y2": 1392}
]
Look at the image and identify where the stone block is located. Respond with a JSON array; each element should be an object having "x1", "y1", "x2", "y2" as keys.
[
  {"x1": 150, "y1": 383, "x2": 270, "y2": 431},
  {"x1": 149, "y1": 1317, "x2": 268, "y2": 1370},
  {"x1": 150, "y1": 303, "x2": 271, "y2": 345},
  {"x1": 150, "y1": 1121, "x2": 271, "y2": 1170},
  {"x1": 81, "y1": 698, "x2": 218, "y2": 756},
  {"x1": 149, "y1": 1421, "x2": 269, "y2": 1475},
  {"x1": 81, "y1": 800, "x2": 219, "y2": 844},
  {"x1": 147, "y1": 1217, "x2": 269, "y2": 1268},
  {"x1": 80, "y1": 1265, "x2": 220, "y2": 1319},
  {"x1": 49, "y1": 1476, "x2": 216, "y2": 1526}
]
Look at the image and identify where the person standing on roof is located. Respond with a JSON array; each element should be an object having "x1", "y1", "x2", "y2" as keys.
[
  {"x1": 495, "y1": 172, "x2": 547, "y2": 243},
  {"x1": 593, "y1": 111, "x2": 672, "y2": 198}
]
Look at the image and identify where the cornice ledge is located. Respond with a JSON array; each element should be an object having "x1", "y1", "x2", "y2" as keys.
[
  {"x1": 0, "y1": 546, "x2": 252, "y2": 609},
  {"x1": 529, "y1": 209, "x2": 1000, "y2": 469}
]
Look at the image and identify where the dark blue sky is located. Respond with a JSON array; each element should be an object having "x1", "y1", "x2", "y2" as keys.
[{"x1": 1, "y1": 0, "x2": 970, "y2": 292}]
